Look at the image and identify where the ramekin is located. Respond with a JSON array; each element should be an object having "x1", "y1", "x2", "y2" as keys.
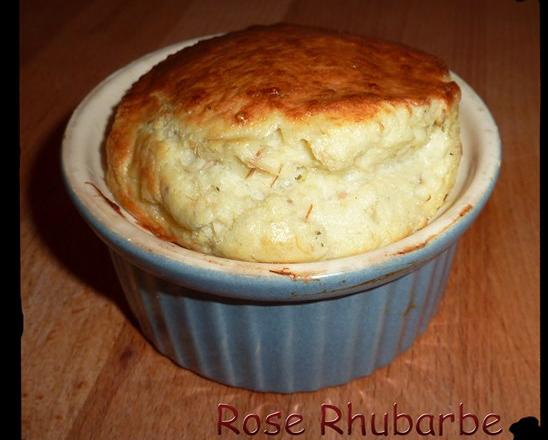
[{"x1": 61, "y1": 37, "x2": 501, "y2": 393}]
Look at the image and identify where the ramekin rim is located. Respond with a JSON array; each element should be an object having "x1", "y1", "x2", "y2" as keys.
[{"x1": 61, "y1": 36, "x2": 501, "y2": 284}]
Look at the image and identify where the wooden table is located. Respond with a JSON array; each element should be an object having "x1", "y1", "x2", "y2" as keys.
[{"x1": 21, "y1": 0, "x2": 539, "y2": 438}]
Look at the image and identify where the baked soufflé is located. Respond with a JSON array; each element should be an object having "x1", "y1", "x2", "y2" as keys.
[{"x1": 105, "y1": 24, "x2": 461, "y2": 263}]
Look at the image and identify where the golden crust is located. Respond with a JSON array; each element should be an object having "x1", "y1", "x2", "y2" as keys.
[
  {"x1": 112, "y1": 23, "x2": 458, "y2": 126},
  {"x1": 107, "y1": 23, "x2": 459, "y2": 172}
]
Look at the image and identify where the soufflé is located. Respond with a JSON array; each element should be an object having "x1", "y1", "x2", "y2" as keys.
[{"x1": 105, "y1": 24, "x2": 462, "y2": 263}]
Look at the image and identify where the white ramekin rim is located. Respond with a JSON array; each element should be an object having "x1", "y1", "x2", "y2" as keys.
[{"x1": 61, "y1": 35, "x2": 501, "y2": 285}]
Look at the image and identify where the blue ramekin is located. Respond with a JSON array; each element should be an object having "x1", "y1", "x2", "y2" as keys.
[{"x1": 61, "y1": 38, "x2": 501, "y2": 393}]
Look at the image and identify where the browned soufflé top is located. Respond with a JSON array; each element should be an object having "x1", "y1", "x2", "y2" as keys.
[{"x1": 113, "y1": 23, "x2": 459, "y2": 128}]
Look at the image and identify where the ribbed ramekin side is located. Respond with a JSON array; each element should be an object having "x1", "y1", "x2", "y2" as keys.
[{"x1": 109, "y1": 244, "x2": 457, "y2": 393}]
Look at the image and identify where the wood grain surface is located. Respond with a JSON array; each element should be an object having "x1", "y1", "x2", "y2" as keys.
[{"x1": 20, "y1": 0, "x2": 539, "y2": 438}]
